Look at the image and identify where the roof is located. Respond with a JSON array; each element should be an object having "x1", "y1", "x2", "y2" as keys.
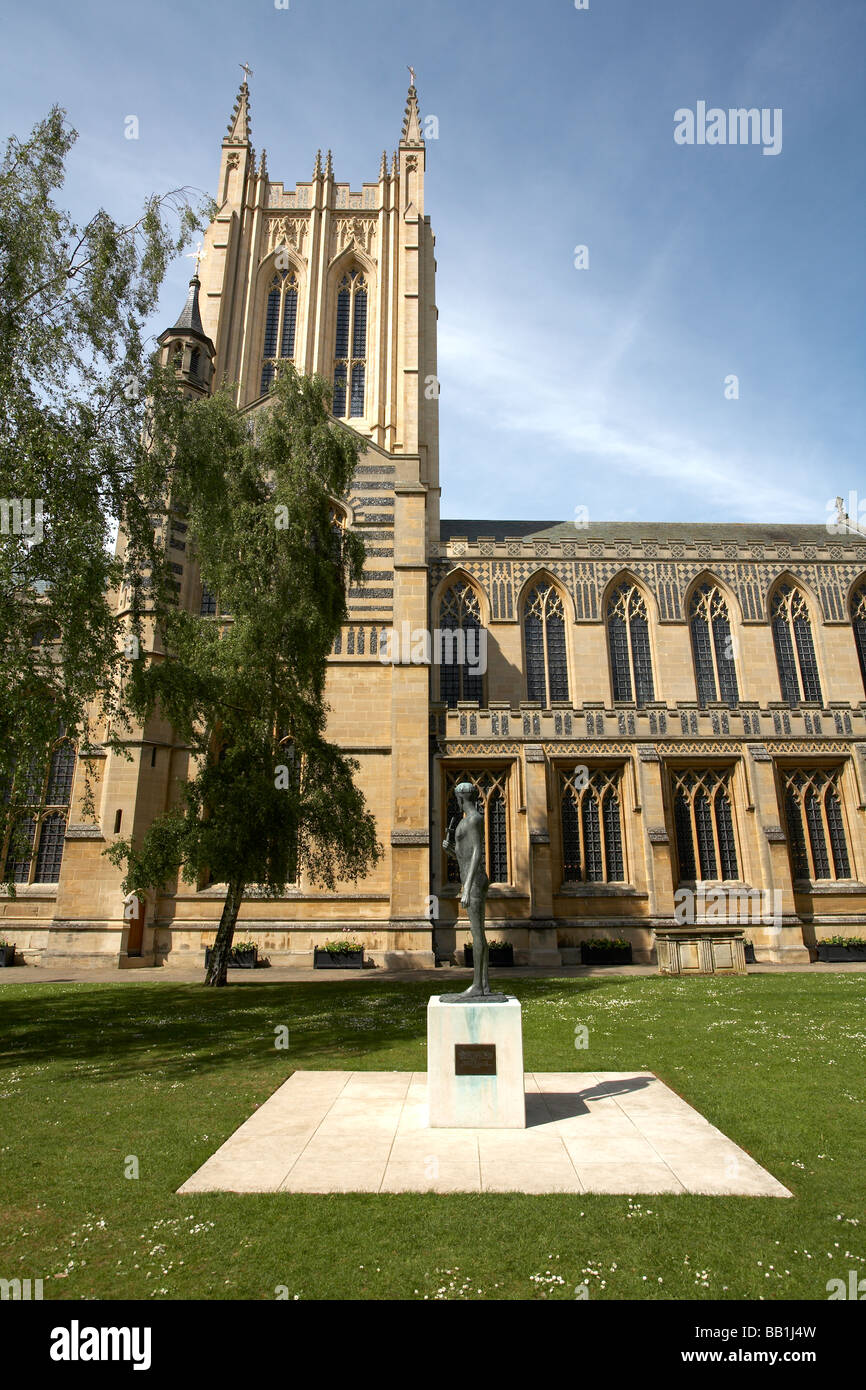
[{"x1": 438, "y1": 520, "x2": 866, "y2": 545}]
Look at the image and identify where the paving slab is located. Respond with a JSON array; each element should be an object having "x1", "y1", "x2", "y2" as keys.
[{"x1": 177, "y1": 1070, "x2": 792, "y2": 1197}]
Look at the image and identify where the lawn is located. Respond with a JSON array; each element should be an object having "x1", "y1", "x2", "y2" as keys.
[{"x1": 0, "y1": 972, "x2": 863, "y2": 1301}]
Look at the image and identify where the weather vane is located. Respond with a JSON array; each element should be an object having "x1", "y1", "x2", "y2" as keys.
[
  {"x1": 408, "y1": 65, "x2": 416, "y2": 87},
  {"x1": 240, "y1": 61, "x2": 253, "y2": 84},
  {"x1": 185, "y1": 238, "x2": 205, "y2": 276}
]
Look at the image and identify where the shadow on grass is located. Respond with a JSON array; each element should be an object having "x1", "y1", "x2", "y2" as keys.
[{"x1": 0, "y1": 976, "x2": 615, "y2": 1083}]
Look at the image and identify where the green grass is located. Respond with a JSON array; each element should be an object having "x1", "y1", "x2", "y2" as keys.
[{"x1": 0, "y1": 973, "x2": 863, "y2": 1300}]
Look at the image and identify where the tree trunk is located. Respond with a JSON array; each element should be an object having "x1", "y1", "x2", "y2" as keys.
[{"x1": 204, "y1": 878, "x2": 245, "y2": 986}]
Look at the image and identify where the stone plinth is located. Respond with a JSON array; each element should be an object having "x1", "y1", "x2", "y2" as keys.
[{"x1": 427, "y1": 995, "x2": 525, "y2": 1128}]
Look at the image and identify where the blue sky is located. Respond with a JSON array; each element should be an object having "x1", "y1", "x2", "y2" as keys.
[{"x1": 2, "y1": 0, "x2": 863, "y2": 525}]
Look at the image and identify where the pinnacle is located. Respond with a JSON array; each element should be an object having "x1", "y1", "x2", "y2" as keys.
[
  {"x1": 400, "y1": 76, "x2": 423, "y2": 146},
  {"x1": 225, "y1": 77, "x2": 252, "y2": 144}
]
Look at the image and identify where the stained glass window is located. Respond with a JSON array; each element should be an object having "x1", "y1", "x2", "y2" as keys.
[
  {"x1": 771, "y1": 584, "x2": 822, "y2": 706},
  {"x1": 559, "y1": 767, "x2": 626, "y2": 884},
  {"x1": 781, "y1": 767, "x2": 852, "y2": 882},
  {"x1": 607, "y1": 582, "x2": 655, "y2": 706},
  {"x1": 1, "y1": 738, "x2": 75, "y2": 885},
  {"x1": 851, "y1": 584, "x2": 866, "y2": 694},
  {"x1": 333, "y1": 269, "x2": 367, "y2": 418},
  {"x1": 690, "y1": 582, "x2": 739, "y2": 706},
  {"x1": 260, "y1": 270, "x2": 299, "y2": 396},
  {"x1": 671, "y1": 768, "x2": 739, "y2": 883},
  {"x1": 523, "y1": 582, "x2": 569, "y2": 706},
  {"x1": 438, "y1": 579, "x2": 484, "y2": 707}
]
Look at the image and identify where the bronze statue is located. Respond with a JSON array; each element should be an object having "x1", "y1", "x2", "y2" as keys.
[{"x1": 442, "y1": 781, "x2": 507, "y2": 1001}]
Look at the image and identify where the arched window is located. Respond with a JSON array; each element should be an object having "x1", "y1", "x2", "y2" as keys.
[
  {"x1": 0, "y1": 737, "x2": 75, "y2": 885},
  {"x1": 523, "y1": 582, "x2": 569, "y2": 705},
  {"x1": 438, "y1": 580, "x2": 484, "y2": 708},
  {"x1": 672, "y1": 768, "x2": 739, "y2": 882},
  {"x1": 328, "y1": 504, "x2": 347, "y2": 571},
  {"x1": 607, "y1": 582, "x2": 654, "y2": 705},
  {"x1": 260, "y1": 269, "x2": 299, "y2": 395},
  {"x1": 851, "y1": 583, "x2": 866, "y2": 693},
  {"x1": 690, "y1": 582, "x2": 739, "y2": 707},
  {"x1": 445, "y1": 768, "x2": 509, "y2": 884},
  {"x1": 782, "y1": 768, "x2": 851, "y2": 882},
  {"x1": 560, "y1": 766, "x2": 625, "y2": 883},
  {"x1": 333, "y1": 269, "x2": 367, "y2": 418},
  {"x1": 771, "y1": 583, "x2": 822, "y2": 706}
]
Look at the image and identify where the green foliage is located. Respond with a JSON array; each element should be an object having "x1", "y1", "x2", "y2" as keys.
[
  {"x1": 107, "y1": 365, "x2": 381, "y2": 949},
  {"x1": 0, "y1": 104, "x2": 205, "y2": 854},
  {"x1": 323, "y1": 938, "x2": 363, "y2": 954}
]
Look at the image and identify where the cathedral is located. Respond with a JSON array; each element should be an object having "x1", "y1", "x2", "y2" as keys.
[{"x1": 4, "y1": 78, "x2": 866, "y2": 970}]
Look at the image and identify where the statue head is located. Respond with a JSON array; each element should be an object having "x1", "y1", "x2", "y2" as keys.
[{"x1": 454, "y1": 781, "x2": 478, "y2": 813}]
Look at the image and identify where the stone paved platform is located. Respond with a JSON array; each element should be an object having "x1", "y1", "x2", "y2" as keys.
[{"x1": 177, "y1": 1070, "x2": 792, "y2": 1197}]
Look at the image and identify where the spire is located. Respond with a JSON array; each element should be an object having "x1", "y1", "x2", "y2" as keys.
[
  {"x1": 390, "y1": 150, "x2": 398, "y2": 177},
  {"x1": 257, "y1": 146, "x2": 268, "y2": 179},
  {"x1": 379, "y1": 149, "x2": 387, "y2": 179},
  {"x1": 313, "y1": 148, "x2": 322, "y2": 179},
  {"x1": 226, "y1": 78, "x2": 251, "y2": 144},
  {"x1": 324, "y1": 148, "x2": 333, "y2": 178},
  {"x1": 400, "y1": 72, "x2": 423, "y2": 146},
  {"x1": 171, "y1": 276, "x2": 204, "y2": 336}
]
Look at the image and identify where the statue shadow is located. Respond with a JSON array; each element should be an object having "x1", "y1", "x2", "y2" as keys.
[{"x1": 526, "y1": 1075, "x2": 654, "y2": 1127}]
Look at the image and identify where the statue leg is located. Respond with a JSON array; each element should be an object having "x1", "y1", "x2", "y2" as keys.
[{"x1": 469, "y1": 898, "x2": 489, "y2": 994}]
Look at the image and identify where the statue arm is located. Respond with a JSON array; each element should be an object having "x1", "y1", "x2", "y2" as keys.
[{"x1": 462, "y1": 833, "x2": 482, "y2": 896}]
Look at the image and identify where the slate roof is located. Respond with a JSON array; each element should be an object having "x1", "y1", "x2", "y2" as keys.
[{"x1": 438, "y1": 520, "x2": 866, "y2": 546}]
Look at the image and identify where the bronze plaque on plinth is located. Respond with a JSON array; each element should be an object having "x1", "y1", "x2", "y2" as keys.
[{"x1": 454, "y1": 1043, "x2": 497, "y2": 1076}]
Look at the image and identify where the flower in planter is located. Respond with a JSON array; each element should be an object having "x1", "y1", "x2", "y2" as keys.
[
  {"x1": 323, "y1": 938, "x2": 362, "y2": 954},
  {"x1": 233, "y1": 940, "x2": 257, "y2": 954}
]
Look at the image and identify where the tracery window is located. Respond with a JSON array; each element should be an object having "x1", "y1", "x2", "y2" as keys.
[
  {"x1": 332, "y1": 269, "x2": 367, "y2": 418},
  {"x1": 851, "y1": 584, "x2": 866, "y2": 694},
  {"x1": 782, "y1": 768, "x2": 851, "y2": 882},
  {"x1": 1, "y1": 736, "x2": 76, "y2": 885},
  {"x1": 671, "y1": 767, "x2": 739, "y2": 882},
  {"x1": 690, "y1": 582, "x2": 739, "y2": 707},
  {"x1": 559, "y1": 766, "x2": 625, "y2": 883},
  {"x1": 607, "y1": 582, "x2": 654, "y2": 705},
  {"x1": 771, "y1": 583, "x2": 822, "y2": 706},
  {"x1": 444, "y1": 768, "x2": 510, "y2": 885},
  {"x1": 523, "y1": 582, "x2": 569, "y2": 705},
  {"x1": 260, "y1": 268, "x2": 299, "y2": 395},
  {"x1": 438, "y1": 580, "x2": 484, "y2": 708}
]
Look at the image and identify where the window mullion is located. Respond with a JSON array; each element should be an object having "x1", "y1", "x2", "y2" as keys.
[{"x1": 802, "y1": 792, "x2": 816, "y2": 879}]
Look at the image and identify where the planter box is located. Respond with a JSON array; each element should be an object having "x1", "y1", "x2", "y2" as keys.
[
  {"x1": 744, "y1": 942, "x2": 756, "y2": 964},
  {"x1": 580, "y1": 944, "x2": 633, "y2": 966},
  {"x1": 0, "y1": 944, "x2": 15, "y2": 967},
  {"x1": 816, "y1": 944, "x2": 866, "y2": 962},
  {"x1": 464, "y1": 944, "x2": 514, "y2": 968},
  {"x1": 204, "y1": 946, "x2": 258, "y2": 969},
  {"x1": 314, "y1": 948, "x2": 364, "y2": 969}
]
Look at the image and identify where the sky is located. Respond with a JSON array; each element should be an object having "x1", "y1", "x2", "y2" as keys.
[{"x1": 1, "y1": 0, "x2": 864, "y2": 526}]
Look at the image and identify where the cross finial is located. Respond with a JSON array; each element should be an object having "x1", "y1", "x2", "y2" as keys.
[
  {"x1": 185, "y1": 238, "x2": 205, "y2": 276},
  {"x1": 240, "y1": 61, "x2": 253, "y2": 84},
  {"x1": 408, "y1": 64, "x2": 416, "y2": 88}
]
